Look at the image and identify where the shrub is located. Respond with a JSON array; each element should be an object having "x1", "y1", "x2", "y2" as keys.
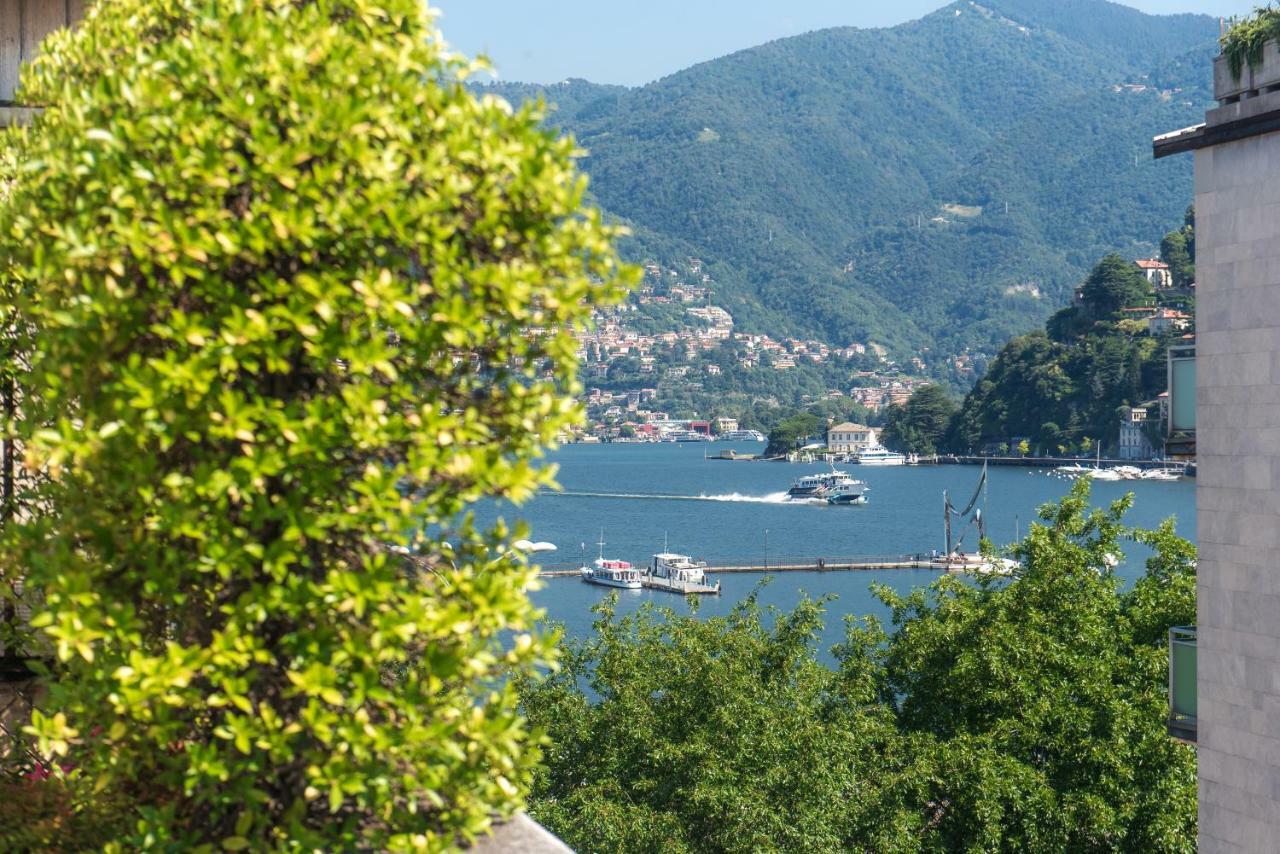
[{"x1": 0, "y1": 0, "x2": 629, "y2": 848}]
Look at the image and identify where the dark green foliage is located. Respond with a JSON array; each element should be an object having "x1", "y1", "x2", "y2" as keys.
[
  {"x1": 880, "y1": 385, "x2": 959, "y2": 455},
  {"x1": 484, "y1": 0, "x2": 1216, "y2": 362},
  {"x1": 1160, "y1": 204, "x2": 1196, "y2": 287},
  {"x1": 1081, "y1": 254, "x2": 1155, "y2": 318},
  {"x1": 521, "y1": 481, "x2": 1197, "y2": 851},
  {"x1": 765, "y1": 411, "x2": 824, "y2": 456}
]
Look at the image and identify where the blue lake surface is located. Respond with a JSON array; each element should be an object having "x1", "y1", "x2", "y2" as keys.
[{"x1": 476, "y1": 442, "x2": 1196, "y2": 654}]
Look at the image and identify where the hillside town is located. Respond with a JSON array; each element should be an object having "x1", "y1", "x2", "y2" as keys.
[{"x1": 568, "y1": 257, "x2": 937, "y2": 441}]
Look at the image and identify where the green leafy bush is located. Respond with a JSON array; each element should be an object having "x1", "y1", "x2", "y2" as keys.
[
  {"x1": 1222, "y1": 6, "x2": 1280, "y2": 79},
  {"x1": 521, "y1": 480, "x2": 1197, "y2": 851},
  {"x1": 0, "y1": 0, "x2": 628, "y2": 848}
]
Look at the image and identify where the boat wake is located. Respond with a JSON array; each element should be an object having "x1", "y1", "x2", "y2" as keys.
[{"x1": 552, "y1": 490, "x2": 810, "y2": 504}]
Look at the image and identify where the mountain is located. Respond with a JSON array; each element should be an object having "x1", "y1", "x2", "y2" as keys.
[{"x1": 481, "y1": 0, "x2": 1216, "y2": 367}]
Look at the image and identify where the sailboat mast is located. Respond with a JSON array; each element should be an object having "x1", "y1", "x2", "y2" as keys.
[
  {"x1": 980, "y1": 461, "x2": 989, "y2": 540},
  {"x1": 944, "y1": 489, "x2": 952, "y2": 555}
]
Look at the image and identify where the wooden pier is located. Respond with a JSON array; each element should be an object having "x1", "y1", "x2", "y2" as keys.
[{"x1": 538, "y1": 554, "x2": 938, "y2": 579}]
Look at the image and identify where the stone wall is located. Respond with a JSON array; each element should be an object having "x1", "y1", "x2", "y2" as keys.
[{"x1": 1193, "y1": 128, "x2": 1280, "y2": 852}]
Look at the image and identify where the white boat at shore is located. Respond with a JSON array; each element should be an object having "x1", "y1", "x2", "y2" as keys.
[
  {"x1": 650, "y1": 551, "x2": 710, "y2": 585},
  {"x1": 851, "y1": 444, "x2": 906, "y2": 466}
]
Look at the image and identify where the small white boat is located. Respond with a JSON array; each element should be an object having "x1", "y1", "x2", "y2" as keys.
[
  {"x1": 1140, "y1": 468, "x2": 1182, "y2": 481},
  {"x1": 1086, "y1": 468, "x2": 1124, "y2": 481},
  {"x1": 851, "y1": 444, "x2": 906, "y2": 466},
  {"x1": 580, "y1": 531, "x2": 641, "y2": 589},
  {"x1": 580, "y1": 558, "x2": 642, "y2": 589}
]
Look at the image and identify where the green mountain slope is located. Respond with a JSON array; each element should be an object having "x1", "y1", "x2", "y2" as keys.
[{"x1": 482, "y1": 0, "x2": 1215, "y2": 365}]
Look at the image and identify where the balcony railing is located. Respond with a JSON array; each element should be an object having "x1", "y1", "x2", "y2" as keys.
[{"x1": 1168, "y1": 626, "x2": 1196, "y2": 743}]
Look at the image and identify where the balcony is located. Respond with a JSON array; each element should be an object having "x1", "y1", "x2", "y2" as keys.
[{"x1": 1168, "y1": 626, "x2": 1197, "y2": 743}]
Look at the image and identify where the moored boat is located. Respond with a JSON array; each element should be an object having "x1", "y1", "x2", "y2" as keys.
[
  {"x1": 650, "y1": 551, "x2": 709, "y2": 585},
  {"x1": 580, "y1": 531, "x2": 642, "y2": 589},
  {"x1": 580, "y1": 558, "x2": 642, "y2": 589},
  {"x1": 851, "y1": 444, "x2": 906, "y2": 466}
]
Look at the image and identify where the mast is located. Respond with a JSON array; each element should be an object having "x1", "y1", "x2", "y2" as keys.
[
  {"x1": 597, "y1": 528, "x2": 605, "y2": 562},
  {"x1": 979, "y1": 460, "x2": 989, "y2": 541},
  {"x1": 944, "y1": 489, "x2": 952, "y2": 556}
]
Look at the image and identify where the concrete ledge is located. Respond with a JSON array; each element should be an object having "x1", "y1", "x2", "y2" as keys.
[{"x1": 469, "y1": 814, "x2": 572, "y2": 853}]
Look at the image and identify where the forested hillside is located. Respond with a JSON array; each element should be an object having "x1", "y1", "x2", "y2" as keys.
[{"x1": 482, "y1": 0, "x2": 1215, "y2": 366}]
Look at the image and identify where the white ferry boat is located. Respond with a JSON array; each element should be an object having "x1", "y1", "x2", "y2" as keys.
[
  {"x1": 719, "y1": 429, "x2": 766, "y2": 442},
  {"x1": 580, "y1": 532, "x2": 642, "y2": 589},
  {"x1": 851, "y1": 444, "x2": 907, "y2": 466},
  {"x1": 650, "y1": 552, "x2": 709, "y2": 585},
  {"x1": 787, "y1": 469, "x2": 867, "y2": 500},
  {"x1": 581, "y1": 558, "x2": 642, "y2": 589}
]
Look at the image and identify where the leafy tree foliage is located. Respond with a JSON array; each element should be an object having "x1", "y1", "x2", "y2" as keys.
[
  {"x1": 879, "y1": 385, "x2": 959, "y2": 455},
  {"x1": 0, "y1": 0, "x2": 627, "y2": 848},
  {"x1": 764, "y1": 411, "x2": 824, "y2": 456},
  {"x1": 521, "y1": 480, "x2": 1197, "y2": 851},
  {"x1": 1081, "y1": 254, "x2": 1154, "y2": 319},
  {"x1": 877, "y1": 481, "x2": 1196, "y2": 851},
  {"x1": 1160, "y1": 204, "x2": 1196, "y2": 288}
]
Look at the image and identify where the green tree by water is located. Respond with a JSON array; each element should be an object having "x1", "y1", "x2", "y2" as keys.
[
  {"x1": 0, "y1": 0, "x2": 628, "y2": 848},
  {"x1": 520, "y1": 480, "x2": 1197, "y2": 851},
  {"x1": 879, "y1": 385, "x2": 959, "y2": 455},
  {"x1": 764, "y1": 411, "x2": 824, "y2": 456}
]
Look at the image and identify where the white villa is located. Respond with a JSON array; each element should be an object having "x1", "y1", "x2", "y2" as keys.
[{"x1": 827, "y1": 422, "x2": 877, "y2": 453}]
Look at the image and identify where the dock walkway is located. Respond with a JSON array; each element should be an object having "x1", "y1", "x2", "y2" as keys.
[{"x1": 539, "y1": 554, "x2": 937, "y2": 579}]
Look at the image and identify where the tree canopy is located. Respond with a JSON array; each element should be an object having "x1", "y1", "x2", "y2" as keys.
[
  {"x1": 879, "y1": 385, "x2": 959, "y2": 455},
  {"x1": 0, "y1": 0, "x2": 627, "y2": 848},
  {"x1": 1080, "y1": 254, "x2": 1154, "y2": 319},
  {"x1": 520, "y1": 480, "x2": 1197, "y2": 852}
]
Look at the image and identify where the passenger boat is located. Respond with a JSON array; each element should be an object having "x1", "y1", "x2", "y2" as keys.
[
  {"x1": 650, "y1": 551, "x2": 709, "y2": 585},
  {"x1": 787, "y1": 469, "x2": 867, "y2": 500},
  {"x1": 580, "y1": 532, "x2": 642, "y2": 589},
  {"x1": 719, "y1": 429, "x2": 766, "y2": 442},
  {"x1": 580, "y1": 558, "x2": 642, "y2": 589},
  {"x1": 851, "y1": 444, "x2": 906, "y2": 466}
]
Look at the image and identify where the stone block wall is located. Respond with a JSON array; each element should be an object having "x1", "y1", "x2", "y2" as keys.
[{"x1": 1194, "y1": 130, "x2": 1280, "y2": 852}]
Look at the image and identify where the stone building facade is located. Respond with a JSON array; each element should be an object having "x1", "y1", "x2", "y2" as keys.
[{"x1": 1156, "y1": 38, "x2": 1280, "y2": 854}]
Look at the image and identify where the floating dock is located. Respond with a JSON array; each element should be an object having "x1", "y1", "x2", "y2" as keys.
[
  {"x1": 539, "y1": 554, "x2": 939, "y2": 579},
  {"x1": 641, "y1": 575, "x2": 721, "y2": 595}
]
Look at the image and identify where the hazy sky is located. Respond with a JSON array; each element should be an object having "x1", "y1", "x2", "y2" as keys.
[{"x1": 432, "y1": 0, "x2": 1254, "y2": 86}]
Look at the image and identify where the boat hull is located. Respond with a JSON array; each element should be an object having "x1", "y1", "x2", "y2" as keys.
[{"x1": 580, "y1": 572, "x2": 642, "y2": 590}]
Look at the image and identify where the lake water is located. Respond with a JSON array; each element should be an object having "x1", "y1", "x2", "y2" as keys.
[{"x1": 476, "y1": 442, "x2": 1196, "y2": 654}]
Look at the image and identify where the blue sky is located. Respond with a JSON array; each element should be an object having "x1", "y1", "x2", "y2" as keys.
[{"x1": 432, "y1": 0, "x2": 1255, "y2": 86}]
